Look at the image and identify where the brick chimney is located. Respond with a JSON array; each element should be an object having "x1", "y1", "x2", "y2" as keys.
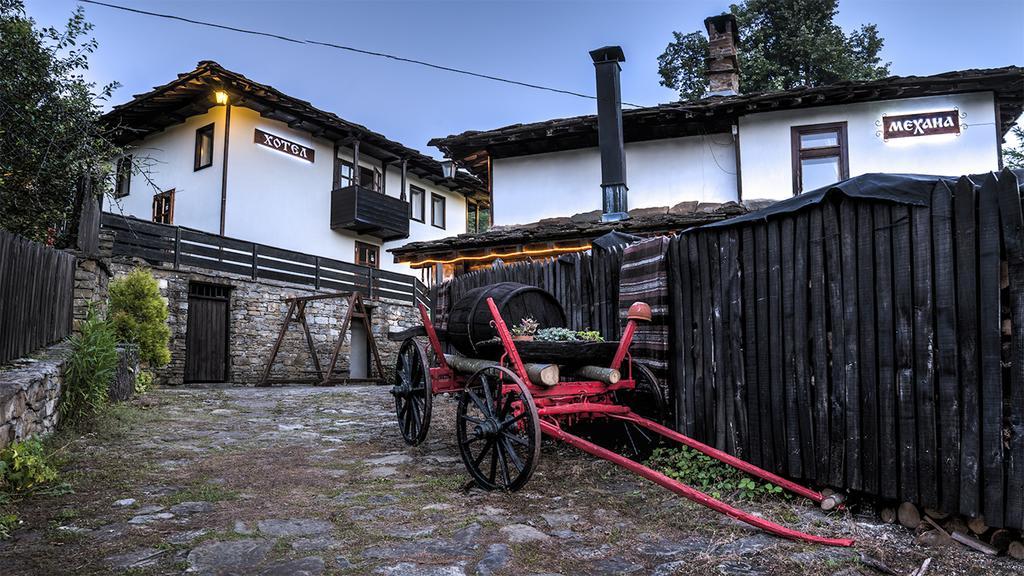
[{"x1": 704, "y1": 14, "x2": 740, "y2": 96}]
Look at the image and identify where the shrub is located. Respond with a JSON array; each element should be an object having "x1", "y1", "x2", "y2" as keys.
[
  {"x1": 134, "y1": 370, "x2": 153, "y2": 395},
  {"x1": 62, "y1": 309, "x2": 118, "y2": 423},
  {"x1": 0, "y1": 438, "x2": 57, "y2": 492},
  {"x1": 109, "y1": 268, "x2": 170, "y2": 367},
  {"x1": 646, "y1": 446, "x2": 784, "y2": 501},
  {"x1": 576, "y1": 330, "x2": 604, "y2": 342}
]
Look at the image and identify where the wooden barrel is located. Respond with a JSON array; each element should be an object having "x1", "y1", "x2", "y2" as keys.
[{"x1": 447, "y1": 282, "x2": 566, "y2": 356}]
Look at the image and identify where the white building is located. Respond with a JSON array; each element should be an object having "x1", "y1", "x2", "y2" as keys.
[
  {"x1": 103, "y1": 61, "x2": 488, "y2": 276},
  {"x1": 429, "y1": 17, "x2": 1022, "y2": 228}
]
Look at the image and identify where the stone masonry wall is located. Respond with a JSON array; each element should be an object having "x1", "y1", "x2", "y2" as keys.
[
  {"x1": 0, "y1": 344, "x2": 66, "y2": 449},
  {"x1": 109, "y1": 259, "x2": 421, "y2": 386},
  {"x1": 71, "y1": 230, "x2": 114, "y2": 330}
]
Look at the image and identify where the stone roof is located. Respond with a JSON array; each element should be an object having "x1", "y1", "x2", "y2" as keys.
[
  {"x1": 389, "y1": 201, "x2": 747, "y2": 264},
  {"x1": 102, "y1": 61, "x2": 486, "y2": 199},
  {"x1": 430, "y1": 66, "x2": 1024, "y2": 180}
]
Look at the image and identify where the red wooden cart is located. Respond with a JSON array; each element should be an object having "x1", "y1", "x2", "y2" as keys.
[{"x1": 391, "y1": 297, "x2": 854, "y2": 547}]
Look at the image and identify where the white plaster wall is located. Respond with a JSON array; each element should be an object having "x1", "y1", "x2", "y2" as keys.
[
  {"x1": 738, "y1": 92, "x2": 999, "y2": 200},
  {"x1": 108, "y1": 104, "x2": 468, "y2": 276},
  {"x1": 110, "y1": 108, "x2": 225, "y2": 234},
  {"x1": 491, "y1": 134, "x2": 738, "y2": 225}
]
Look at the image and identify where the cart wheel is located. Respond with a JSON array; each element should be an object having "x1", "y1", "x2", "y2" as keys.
[
  {"x1": 391, "y1": 338, "x2": 432, "y2": 446},
  {"x1": 456, "y1": 366, "x2": 541, "y2": 491},
  {"x1": 611, "y1": 362, "x2": 668, "y2": 459}
]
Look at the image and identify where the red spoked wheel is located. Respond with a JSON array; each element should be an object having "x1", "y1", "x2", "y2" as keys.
[
  {"x1": 391, "y1": 338, "x2": 432, "y2": 446},
  {"x1": 456, "y1": 366, "x2": 541, "y2": 491}
]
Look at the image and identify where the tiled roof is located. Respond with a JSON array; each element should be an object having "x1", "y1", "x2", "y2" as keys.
[{"x1": 103, "y1": 61, "x2": 485, "y2": 198}]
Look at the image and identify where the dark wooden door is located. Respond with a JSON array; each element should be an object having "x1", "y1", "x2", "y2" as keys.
[{"x1": 185, "y1": 283, "x2": 231, "y2": 383}]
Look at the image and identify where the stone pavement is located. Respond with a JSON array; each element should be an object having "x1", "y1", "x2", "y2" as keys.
[{"x1": 1, "y1": 386, "x2": 1019, "y2": 575}]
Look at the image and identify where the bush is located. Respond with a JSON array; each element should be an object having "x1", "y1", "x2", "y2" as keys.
[
  {"x1": 646, "y1": 446, "x2": 784, "y2": 501},
  {"x1": 62, "y1": 309, "x2": 118, "y2": 423},
  {"x1": 0, "y1": 438, "x2": 57, "y2": 492},
  {"x1": 134, "y1": 370, "x2": 153, "y2": 395},
  {"x1": 109, "y1": 268, "x2": 170, "y2": 367}
]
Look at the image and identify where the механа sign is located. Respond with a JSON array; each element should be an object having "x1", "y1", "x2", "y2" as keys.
[{"x1": 882, "y1": 110, "x2": 960, "y2": 140}]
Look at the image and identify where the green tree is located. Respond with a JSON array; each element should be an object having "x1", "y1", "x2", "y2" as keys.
[
  {"x1": 1004, "y1": 124, "x2": 1024, "y2": 170},
  {"x1": 658, "y1": 0, "x2": 890, "y2": 101},
  {"x1": 0, "y1": 0, "x2": 119, "y2": 244},
  {"x1": 108, "y1": 268, "x2": 171, "y2": 368}
]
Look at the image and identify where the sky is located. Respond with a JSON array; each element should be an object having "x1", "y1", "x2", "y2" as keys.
[{"x1": 21, "y1": 0, "x2": 1024, "y2": 158}]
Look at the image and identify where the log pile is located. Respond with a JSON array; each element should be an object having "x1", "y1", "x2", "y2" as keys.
[{"x1": 878, "y1": 502, "x2": 1024, "y2": 560}]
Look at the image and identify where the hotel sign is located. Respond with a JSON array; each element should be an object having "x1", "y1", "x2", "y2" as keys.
[
  {"x1": 254, "y1": 128, "x2": 315, "y2": 162},
  {"x1": 882, "y1": 110, "x2": 960, "y2": 140}
]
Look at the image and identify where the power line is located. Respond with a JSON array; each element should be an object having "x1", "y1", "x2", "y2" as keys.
[{"x1": 78, "y1": 0, "x2": 644, "y2": 108}]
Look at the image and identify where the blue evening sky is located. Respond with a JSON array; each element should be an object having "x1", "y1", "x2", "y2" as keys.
[{"x1": 23, "y1": 0, "x2": 1024, "y2": 157}]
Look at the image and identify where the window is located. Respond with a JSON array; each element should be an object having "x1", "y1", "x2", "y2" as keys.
[
  {"x1": 337, "y1": 161, "x2": 382, "y2": 192},
  {"x1": 466, "y1": 201, "x2": 491, "y2": 233},
  {"x1": 194, "y1": 123, "x2": 214, "y2": 171},
  {"x1": 409, "y1": 186, "x2": 425, "y2": 222},
  {"x1": 791, "y1": 122, "x2": 848, "y2": 195},
  {"x1": 431, "y1": 193, "x2": 446, "y2": 229},
  {"x1": 115, "y1": 155, "x2": 132, "y2": 198},
  {"x1": 355, "y1": 241, "x2": 379, "y2": 269},
  {"x1": 152, "y1": 189, "x2": 175, "y2": 224}
]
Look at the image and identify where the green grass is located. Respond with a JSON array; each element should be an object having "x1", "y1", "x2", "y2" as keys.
[{"x1": 162, "y1": 482, "x2": 239, "y2": 505}]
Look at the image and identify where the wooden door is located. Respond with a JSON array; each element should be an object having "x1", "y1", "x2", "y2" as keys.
[{"x1": 185, "y1": 283, "x2": 231, "y2": 383}]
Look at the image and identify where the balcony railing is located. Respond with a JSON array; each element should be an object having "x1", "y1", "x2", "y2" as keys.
[{"x1": 330, "y1": 185, "x2": 409, "y2": 241}]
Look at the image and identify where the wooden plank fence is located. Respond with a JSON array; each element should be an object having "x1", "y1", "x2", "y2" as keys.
[
  {"x1": 101, "y1": 212, "x2": 429, "y2": 308},
  {"x1": 434, "y1": 169, "x2": 1024, "y2": 529},
  {"x1": 672, "y1": 168, "x2": 1024, "y2": 528},
  {"x1": 0, "y1": 229, "x2": 76, "y2": 365}
]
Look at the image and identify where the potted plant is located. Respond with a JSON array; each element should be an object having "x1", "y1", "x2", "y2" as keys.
[{"x1": 511, "y1": 316, "x2": 539, "y2": 341}]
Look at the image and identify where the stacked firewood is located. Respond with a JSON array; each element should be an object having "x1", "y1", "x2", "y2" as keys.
[{"x1": 879, "y1": 502, "x2": 1024, "y2": 560}]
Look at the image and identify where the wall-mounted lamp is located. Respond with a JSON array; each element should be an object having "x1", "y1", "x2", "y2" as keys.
[
  {"x1": 440, "y1": 160, "x2": 456, "y2": 179},
  {"x1": 214, "y1": 90, "x2": 229, "y2": 105}
]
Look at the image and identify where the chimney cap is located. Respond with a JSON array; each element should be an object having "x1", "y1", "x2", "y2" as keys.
[
  {"x1": 590, "y1": 45, "x2": 625, "y2": 64},
  {"x1": 704, "y1": 13, "x2": 740, "y2": 43}
]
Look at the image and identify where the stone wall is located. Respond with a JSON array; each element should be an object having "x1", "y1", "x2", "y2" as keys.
[
  {"x1": 109, "y1": 259, "x2": 421, "y2": 386},
  {"x1": 0, "y1": 344, "x2": 66, "y2": 449},
  {"x1": 71, "y1": 230, "x2": 114, "y2": 330}
]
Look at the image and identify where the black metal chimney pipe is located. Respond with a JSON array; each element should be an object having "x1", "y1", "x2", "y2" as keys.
[{"x1": 590, "y1": 45, "x2": 628, "y2": 222}]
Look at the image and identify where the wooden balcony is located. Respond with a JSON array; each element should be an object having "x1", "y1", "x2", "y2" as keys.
[{"x1": 330, "y1": 185, "x2": 409, "y2": 241}]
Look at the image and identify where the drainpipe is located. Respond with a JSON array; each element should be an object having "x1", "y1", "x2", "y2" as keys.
[{"x1": 219, "y1": 101, "x2": 232, "y2": 236}]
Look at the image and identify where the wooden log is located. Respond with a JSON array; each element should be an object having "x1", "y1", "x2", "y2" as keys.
[
  {"x1": 1008, "y1": 541, "x2": 1024, "y2": 561},
  {"x1": 924, "y1": 508, "x2": 949, "y2": 521},
  {"x1": 951, "y1": 531, "x2": 998, "y2": 556},
  {"x1": 967, "y1": 515, "x2": 988, "y2": 535},
  {"x1": 989, "y1": 529, "x2": 1013, "y2": 552},
  {"x1": 444, "y1": 354, "x2": 559, "y2": 387},
  {"x1": 943, "y1": 517, "x2": 968, "y2": 536},
  {"x1": 916, "y1": 529, "x2": 950, "y2": 548},
  {"x1": 880, "y1": 507, "x2": 897, "y2": 524},
  {"x1": 568, "y1": 365, "x2": 621, "y2": 385},
  {"x1": 898, "y1": 502, "x2": 922, "y2": 529},
  {"x1": 820, "y1": 493, "x2": 845, "y2": 512}
]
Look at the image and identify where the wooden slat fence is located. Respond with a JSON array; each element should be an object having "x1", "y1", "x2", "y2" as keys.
[
  {"x1": 671, "y1": 168, "x2": 1024, "y2": 528},
  {"x1": 433, "y1": 169, "x2": 1024, "y2": 529},
  {"x1": 101, "y1": 213, "x2": 429, "y2": 307},
  {"x1": 0, "y1": 229, "x2": 76, "y2": 364},
  {"x1": 435, "y1": 246, "x2": 624, "y2": 339}
]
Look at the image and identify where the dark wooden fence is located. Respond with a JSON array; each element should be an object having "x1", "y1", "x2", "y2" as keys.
[
  {"x1": 101, "y1": 213, "x2": 429, "y2": 308},
  {"x1": 435, "y1": 246, "x2": 624, "y2": 339},
  {"x1": 434, "y1": 169, "x2": 1024, "y2": 529},
  {"x1": 670, "y1": 168, "x2": 1024, "y2": 529},
  {"x1": 0, "y1": 229, "x2": 76, "y2": 364}
]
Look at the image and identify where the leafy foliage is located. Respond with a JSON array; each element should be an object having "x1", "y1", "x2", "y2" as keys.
[
  {"x1": 0, "y1": 512, "x2": 17, "y2": 540},
  {"x1": 109, "y1": 268, "x2": 171, "y2": 368},
  {"x1": 0, "y1": 0, "x2": 120, "y2": 244},
  {"x1": 657, "y1": 0, "x2": 890, "y2": 100},
  {"x1": 576, "y1": 330, "x2": 604, "y2": 343},
  {"x1": 646, "y1": 446, "x2": 784, "y2": 500},
  {"x1": 1004, "y1": 124, "x2": 1024, "y2": 170},
  {"x1": 511, "y1": 316, "x2": 539, "y2": 337},
  {"x1": 0, "y1": 438, "x2": 58, "y2": 492},
  {"x1": 534, "y1": 327, "x2": 580, "y2": 342},
  {"x1": 62, "y1": 308, "x2": 118, "y2": 423},
  {"x1": 134, "y1": 369, "x2": 154, "y2": 395}
]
